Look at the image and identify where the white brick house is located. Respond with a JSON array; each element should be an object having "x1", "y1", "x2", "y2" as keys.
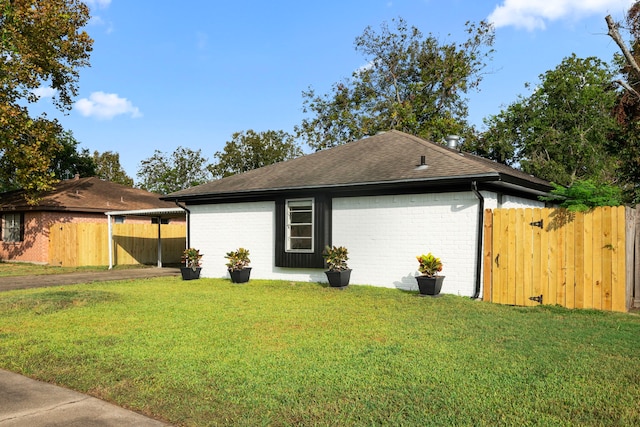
[{"x1": 165, "y1": 131, "x2": 550, "y2": 298}]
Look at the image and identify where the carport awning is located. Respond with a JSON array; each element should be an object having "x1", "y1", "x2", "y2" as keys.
[
  {"x1": 105, "y1": 208, "x2": 187, "y2": 269},
  {"x1": 105, "y1": 207, "x2": 186, "y2": 218}
]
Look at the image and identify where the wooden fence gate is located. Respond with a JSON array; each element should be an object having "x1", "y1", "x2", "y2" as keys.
[
  {"x1": 482, "y1": 206, "x2": 633, "y2": 312},
  {"x1": 49, "y1": 223, "x2": 186, "y2": 267}
]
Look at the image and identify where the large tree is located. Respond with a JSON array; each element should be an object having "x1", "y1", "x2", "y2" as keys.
[
  {"x1": 295, "y1": 17, "x2": 494, "y2": 151},
  {"x1": 137, "y1": 146, "x2": 212, "y2": 194},
  {"x1": 93, "y1": 150, "x2": 133, "y2": 186},
  {"x1": 210, "y1": 129, "x2": 302, "y2": 178},
  {"x1": 0, "y1": 128, "x2": 95, "y2": 191},
  {"x1": 0, "y1": 0, "x2": 93, "y2": 201},
  {"x1": 49, "y1": 130, "x2": 95, "y2": 179},
  {"x1": 606, "y1": 3, "x2": 640, "y2": 202},
  {"x1": 471, "y1": 54, "x2": 620, "y2": 186}
]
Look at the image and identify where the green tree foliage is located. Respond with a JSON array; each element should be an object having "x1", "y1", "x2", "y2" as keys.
[
  {"x1": 0, "y1": 129, "x2": 95, "y2": 191},
  {"x1": 93, "y1": 151, "x2": 134, "y2": 186},
  {"x1": 137, "y1": 146, "x2": 212, "y2": 194},
  {"x1": 49, "y1": 130, "x2": 95, "y2": 179},
  {"x1": 0, "y1": 0, "x2": 93, "y2": 202},
  {"x1": 539, "y1": 180, "x2": 623, "y2": 212},
  {"x1": 606, "y1": 3, "x2": 640, "y2": 202},
  {"x1": 295, "y1": 17, "x2": 494, "y2": 151},
  {"x1": 210, "y1": 130, "x2": 302, "y2": 178},
  {"x1": 471, "y1": 55, "x2": 620, "y2": 186}
]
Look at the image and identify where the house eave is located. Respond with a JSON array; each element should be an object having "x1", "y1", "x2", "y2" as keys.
[{"x1": 162, "y1": 173, "x2": 552, "y2": 204}]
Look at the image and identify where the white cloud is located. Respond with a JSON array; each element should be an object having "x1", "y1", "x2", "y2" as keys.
[
  {"x1": 32, "y1": 87, "x2": 57, "y2": 99},
  {"x1": 84, "y1": 0, "x2": 111, "y2": 9},
  {"x1": 85, "y1": 0, "x2": 113, "y2": 33},
  {"x1": 75, "y1": 91, "x2": 142, "y2": 120},
  {"x1": 89, "y1": 15, "x2": 114, "y2": 34},
  {"x1": 488, "y1": 0, "x2": 634, "y2": 30}
]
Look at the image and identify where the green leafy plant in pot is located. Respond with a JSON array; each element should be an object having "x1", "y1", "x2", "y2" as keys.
[
  {"x1": 415, "y1": 252, "x2": 444, "y2": 296},
  {"x1": 322, "y1": 245, "x2": 351, "y2": 288},
  {"x1": 225, "y1": 247, "x2": 251, "y2": 283},
  {"x1": 181, "y1": 247, "x2": 203, "y2": 280}
]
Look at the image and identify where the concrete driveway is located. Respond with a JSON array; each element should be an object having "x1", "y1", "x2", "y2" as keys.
[{"x1": 0, "y1": 267, "x2": 180, "y2": 292}]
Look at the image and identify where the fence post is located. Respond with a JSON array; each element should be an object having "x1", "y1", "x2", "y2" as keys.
[{"x1": 632, "y1": 205, "x2": 640, "y2": 309}]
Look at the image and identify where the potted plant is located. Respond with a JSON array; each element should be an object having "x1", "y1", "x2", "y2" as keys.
[
  {"x1": 225, "y1": 247, "x2": 251, "y2": 283},
  {"x1": 322, "y1": 245, "x2": 351, "y2": 288},
  {"x1": 181, "y1": 247, "x2": 203, "y2": 280},
  {"x1": 415, "y1": 252, "x2": 444, "y2": 296}
]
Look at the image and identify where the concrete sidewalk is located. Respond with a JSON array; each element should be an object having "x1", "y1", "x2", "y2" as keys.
[
  {"x1": 0, "y1": 369, "x2": 170, "y2": 426},
  {"x1": 0, "y1": 267, "x2": 180, "y2": 292}
]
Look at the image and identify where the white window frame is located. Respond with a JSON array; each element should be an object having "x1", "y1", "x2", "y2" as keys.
[
  {"x1": 286, "y1": 198, "x2": 314, "y2": 253},
  {"x1": 2, "y1": 213, "x2": 22, "y2": 242}
]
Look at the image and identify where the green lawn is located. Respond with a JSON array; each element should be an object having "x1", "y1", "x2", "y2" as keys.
[{"x1": 1, "y1": 277, "x2": 639, "y2": 426}]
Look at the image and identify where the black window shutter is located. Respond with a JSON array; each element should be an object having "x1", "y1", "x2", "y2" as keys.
[{"x1": 275, "y1": 195, "x2": 331, "y2": 268}]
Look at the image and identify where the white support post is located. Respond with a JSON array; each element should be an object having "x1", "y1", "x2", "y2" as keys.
[
  {"x1": 157, "y1": 217, "x2": 162, "y2": 268},
  {"x1": 107, "y1": 214, "x2": 113, "y2": 269}
]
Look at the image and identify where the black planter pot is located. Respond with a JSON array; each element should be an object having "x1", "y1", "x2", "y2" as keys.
[
  {"x1": 416, "y1": 275, "x2": 445, "y2": 296},
  {"x1": 181, "y1": 267, "x2": 202, "y2": 280},
  {"x1": 229, "y1": 267, "x2": 251, "y2": 283},
  {"x1": 325, "y1": 269, "x2": 351, "y2": 288}
]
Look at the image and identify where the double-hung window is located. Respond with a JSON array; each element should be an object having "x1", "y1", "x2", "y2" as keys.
[
  {"x1": 286, "y1": 199, "x2": 314, "y2": 252},
  {"x1": 2, "y1": 213, "x2": 23, "y2": 242}
]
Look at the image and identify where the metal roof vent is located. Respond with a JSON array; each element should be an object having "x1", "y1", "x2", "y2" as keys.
[
  {"x1": 446, "y1": 135, "x2": 460, "y2": 149},
  {"x1": 415, "y1": 155, "x2": 428, "y2": 170}
]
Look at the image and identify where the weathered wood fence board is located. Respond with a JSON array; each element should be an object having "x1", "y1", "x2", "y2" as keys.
[
  {"x1": 483, "y1": 206, "x2": 631, "y2": 313},
  {"x1": 49, "y1": 223, "x2": 186, "y2": 267}
]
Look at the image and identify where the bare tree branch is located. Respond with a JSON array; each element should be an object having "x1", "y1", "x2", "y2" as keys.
[
  {"x1": 613, "y1": 79, "x2": 640, "y2": 98},
  {"x1": 606, "y1": 14, "x2": 640, "y2": 80}
]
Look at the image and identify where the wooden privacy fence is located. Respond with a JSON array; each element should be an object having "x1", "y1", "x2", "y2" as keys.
[
  {"x1": 49, "y1": 223, "x2": 186, "y2": 267},
  {"x1": 483, "y1": 206, "x2": 633, "y2": 313}
]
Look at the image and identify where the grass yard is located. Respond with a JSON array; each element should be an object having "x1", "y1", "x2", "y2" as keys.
[{"x1": 0, "y1": 277, "x2": 639, "y2": 426}]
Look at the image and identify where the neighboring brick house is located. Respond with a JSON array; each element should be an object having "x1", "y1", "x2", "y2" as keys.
[
  {"x1": 164, "y1": 130, "x2": 553, "y2": 298},
  {"x1": 0, "y1": 176, "x2": 182, "y2": 264}
]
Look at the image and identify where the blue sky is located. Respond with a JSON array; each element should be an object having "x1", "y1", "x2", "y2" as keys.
[{"x1": 31, "y1": 0, "x2": 635, "y2": 182}]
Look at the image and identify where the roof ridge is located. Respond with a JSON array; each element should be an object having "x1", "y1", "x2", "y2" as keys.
[{"x1": 389, "y1": 130, "x2": 503, "y2": 173}]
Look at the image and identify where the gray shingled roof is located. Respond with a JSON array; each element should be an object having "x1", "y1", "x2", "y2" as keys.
[{"x1": 166, "y1": 130, "x2": 551, "y2": 200}]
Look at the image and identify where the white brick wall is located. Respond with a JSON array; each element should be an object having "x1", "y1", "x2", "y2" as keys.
[
  {"x1": 188, "y1": 190, "x2": 544, "y2": 297},
  {"x1": 189, "y1": 202, "x2": 325, "y2": 282},
  {"x1": 501, "y1": 195, "x2": 546, "y2": 208},
  {"x1": 332, "y1": 192, "x2": 482, "y2": 296},
  {"x1": 189, "y1": 202, "x2": 275, "y2": 280}
]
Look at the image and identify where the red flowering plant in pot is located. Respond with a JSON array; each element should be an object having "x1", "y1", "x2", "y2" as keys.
[{"x1": 415, "y1": 252, "x2": 444, "y2": 296}]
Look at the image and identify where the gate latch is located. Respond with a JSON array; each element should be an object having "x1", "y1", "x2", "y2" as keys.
[
  {"x1": 529, "y1": 294, "x2": 543, "y2": 304},
  {"x1": 529, "y1": 220, "x2": 543, "y2": 229}
]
